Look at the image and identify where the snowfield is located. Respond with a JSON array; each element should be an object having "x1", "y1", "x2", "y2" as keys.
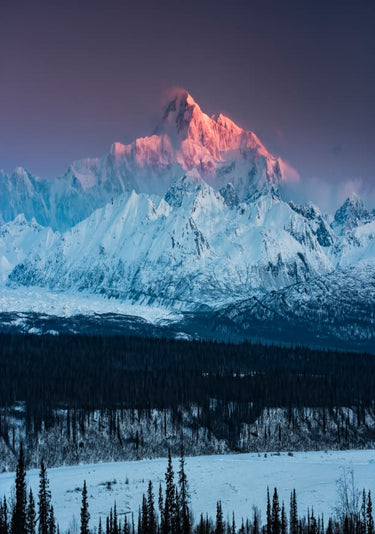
[
  {"x1": 1, "y1": 450, "x2": 375, "y2": 532},
  {"x1": 0, "y1": 286, "x2": 182, "y2": 324}
]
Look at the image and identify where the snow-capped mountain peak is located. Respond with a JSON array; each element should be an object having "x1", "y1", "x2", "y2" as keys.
[{"x1": 333, "y1": 193, "x2": 374, "y2": 232}]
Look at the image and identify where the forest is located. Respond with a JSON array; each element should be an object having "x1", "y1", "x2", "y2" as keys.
[{"x1": 1, "y1": 333, "x2": 375, "y2": 464}]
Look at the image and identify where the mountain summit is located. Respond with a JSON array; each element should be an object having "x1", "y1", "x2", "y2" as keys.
[
  {"x1": 0, "y1": 89, "x2": 286, "y2": 229},
  {"x1": 153, "y1": 88, "x2": 277, "y2": 178}
]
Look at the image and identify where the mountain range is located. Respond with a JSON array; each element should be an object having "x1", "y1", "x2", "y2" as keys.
[{"x1": 1, "y1": 89, "x2": 374, "y2": 350}]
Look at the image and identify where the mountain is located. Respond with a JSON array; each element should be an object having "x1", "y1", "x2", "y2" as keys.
[
  {"x1": 1, "y1": 89, "x2": 374, "y2": 350},
  {"x1": 0, "y1": 90, "x2": 284, "y2": 232}
]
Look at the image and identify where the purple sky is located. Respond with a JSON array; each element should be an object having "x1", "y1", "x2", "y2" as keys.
[{"x1": 0, "y1": 0, "x2": 374, "y2": 208}]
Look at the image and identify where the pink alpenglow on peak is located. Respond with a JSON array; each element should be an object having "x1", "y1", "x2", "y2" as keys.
[
  {"x1": 93, "y1": 88, "x2": 295, "y2": 202},
  {"x1": 2, "y1": 87, "x2": 299, "y2": 230}
]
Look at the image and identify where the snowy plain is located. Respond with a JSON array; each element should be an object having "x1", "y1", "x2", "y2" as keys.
[{"x1": 1, "y1": 450, "x2": 375, "y2": 532}]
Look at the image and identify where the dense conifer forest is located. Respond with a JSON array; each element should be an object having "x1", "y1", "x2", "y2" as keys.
[{"x1": 0, "y1": 333, "x2": 375, "y2": 464}]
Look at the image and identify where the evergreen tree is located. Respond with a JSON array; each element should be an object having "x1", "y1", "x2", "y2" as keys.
[
  {"x1": 271, "y1": 488, "x2": 280, "y2": 534},
  {"x1": 80, "y1": 481, "x2": 89, "y2": 534},
  {"x1": 98, "y1": 517, "x2": 102, "y2": 534},
  {"x1": 280, "y1": 502, "x2": 287, "y2": 534},
  {"x1": 147, "y1": 482, "x2": 157, "y2": 534},
  {"x1": 198, "y1": 515, "x2": 205, "y2": 534},
  {"x1": 38, "y1": 461, "x2": 51, "y2": 534},
  {"x1": 215, "y1": 502, "x2": 223, "y2": 534},
  {"x1": 141, "y1": 495, "x2": 148, "y2": 534},
  {"x1": 289, "y1": 490, "x2": 298, "y2": 534},
  {"x1": 12, "y1": 443, "x2": 27, "y2": 534},
  {"x1": 164, "y1": 451, "x2": 175, "y2": 534},
  {"x1": 368, "y1": 491, "x2": 374, "y2": 534},
  {"x1": 252, "y1": 507, "x2": 259, "y2": 534},
  {"x1": 266, "y1": 488, "x2": 271, "y2": 534},
  {"x1": 137, "y1": 507, "x2": 142, "y2": 534},
  {"x1": 158, "y1": 483, "x2": 164, "y2": 534},
  {"x1": 326, "y1": 518, "x2": 333, "y2": 534},
  {"x1": 178, "y1": 446, "x2": 190, "y2": 534},
  {"x1": 360, "y1": 489, "x2": 367, "y2": 534},
  {"x1": 231, "y1": 512, "x2": 235, "y2": 534},
  {"x1": 0, "y1": 497, "x2": 8, "y2": 534},
  {"x1": 113, "y1": 503, "x2": 118, "y2": 534},
  {"x1": 309, "y1": 509, "x2": 317, "y2": 534},
  {"x1": 26, "y1": 489, "x2": 36, "y2": 534},
  {"x1": 124, "y1": 515, "x2": 130, "y2": 534},
  {"x1": 173, "y1": 487, "x2": 181, "y2": 534},
  {"x1": 48, "y1": 506, "x2": 56, "y2": 534}
]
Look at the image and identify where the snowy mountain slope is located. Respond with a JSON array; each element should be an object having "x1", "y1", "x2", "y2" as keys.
[
  {"x1": 9, "y1": 175, "x2": 336, "y2": 308},
  {"x1": 0, "y1": 215, "x2": 57, "y2": 283},
  {"x1": 205, "y1": 263, "x2": 375, "y2": 348}
]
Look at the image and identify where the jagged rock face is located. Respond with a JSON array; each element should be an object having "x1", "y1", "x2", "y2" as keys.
[
  {"x1": 333, "y1": 194, "x2": 374, "y2": 232},
  {"x1": 0, "y1": 89, "x2": 374, "y2": 347}
]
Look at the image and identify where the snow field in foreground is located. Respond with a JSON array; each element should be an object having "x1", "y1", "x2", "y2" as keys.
[{"x1": 1, "y1": 450, "x2": 375, "y2": 532}]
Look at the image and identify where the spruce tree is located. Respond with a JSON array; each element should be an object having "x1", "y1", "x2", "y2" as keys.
[
  {"x1": 12, "y1": 443, "x2": 27, "y2": 534},
  {"x1": 271, "y1": 488, "x2": 280, "y2": 534},
  {"x1": 198, "y1": 515, "x2": 205, "y2": 534},
  {"x1": 48, "y1": 506, "x2": 56, "y2": 534},
  {"x1": 252, "y1": 508, "x2": 259, "y2": 534},
  {"x1": 38, "y1": 461, "x2": 51, "y2": 534},
  {"x1": 158, "y1": 483, "x2": 164, "y2": 533},
  {"x1": 141, "y1": 495, "x2": 148, "y2": 534},
  {"x1": 368, "y1": 491, "x2": 374, "y2": 534},
  {"x1": 231, "y1": 512, "x2": 235, "y2": 534},
  {"x1": 289, "y1": 490, "x2": 298, "y2": 534},
  {"x1": 147, "y1": 482, "x2": 156, "y2": 534},
  {"x1": 280, "y1": 502, "x2": 287, "y2": 534},
  {"x1": 113, "y1": 503, "x2": 118, "y2": 534},
  {"x1": 80, "y1": 481, "x2": 90, "y2": 534},
  {"x1": 326, "y1": 518, "x2": 333, "y2": 534},
  {"x1": 266, "y1": 488, "x2": 271, "y2": 534},
  {"x1": 178, "y1": 446, "x2": 190, "y2": 534},
  {"x1": 164, "y1": 451, "x2": 175, "y2": 534},
  {"x1": 361, "y1": 489, "x2": 367, "y2": 534},
  {"x1": 0, "y1": 497, "x2": 8, "y2": 534},
  {"x1": 26, "y1": 489, "x2": 36, "y2": 534},
  {"x1": 137, "y1": 507, "x2": 142, "y2": 534},
  {"x1": 215, "y1": 501, "x2": 223, "y2": 534}
]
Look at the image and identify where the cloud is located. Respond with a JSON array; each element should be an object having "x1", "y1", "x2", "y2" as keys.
[
  {"x1": 278, "y1": 158, "x2": 301, "y2": 184},
  {"x1": 281, "y1": 175, "x2": 375, "y2": 214}
]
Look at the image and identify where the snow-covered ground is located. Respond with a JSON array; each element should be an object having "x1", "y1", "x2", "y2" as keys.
[
  {"x1": 1, "y1": 450, "x2": 374, "y2": 532},
  {"x1": 0, "y1": 286, "x2": 181, "y2": 323}
]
